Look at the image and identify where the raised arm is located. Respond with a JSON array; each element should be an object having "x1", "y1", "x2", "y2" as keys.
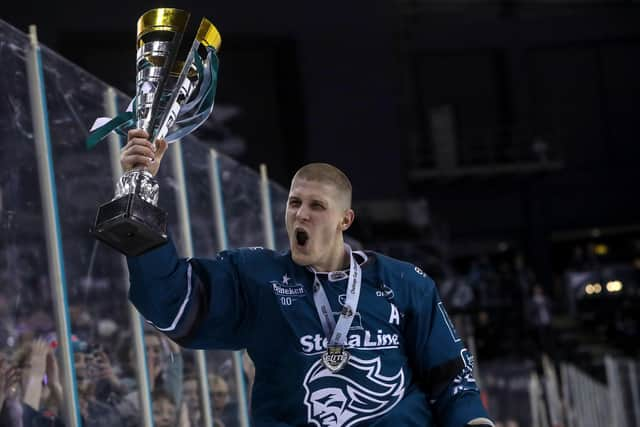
[
  {"x1": 122, "y1": 130, "x2": 255, "y2": 350},
  {"x1": 128, "y1": 220, "x2": 262, "y2": 352}
]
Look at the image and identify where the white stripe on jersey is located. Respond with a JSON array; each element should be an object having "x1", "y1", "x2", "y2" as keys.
[{"x1": 154, "y1": 261, "x2": 193, "y2": 332}]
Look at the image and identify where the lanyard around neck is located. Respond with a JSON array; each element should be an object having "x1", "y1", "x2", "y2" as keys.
[{"x1": 311, "y1": 244, "x2": 362, "y2": 347}]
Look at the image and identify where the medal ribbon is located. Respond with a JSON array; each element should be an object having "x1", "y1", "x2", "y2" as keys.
[{"x1": 311, "y1": 245, "x2": 362, "y2": 348}]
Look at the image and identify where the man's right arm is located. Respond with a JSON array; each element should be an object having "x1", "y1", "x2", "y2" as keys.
[
  {"x1": 127, "y1": 238, "x2": 253, "y2": 350},
  {"x1": 127, "y1": 239, "x2": 190, "y2": 337},
  {"x1": 121, "y1": 129, "x2": 253, "y2": 349}
]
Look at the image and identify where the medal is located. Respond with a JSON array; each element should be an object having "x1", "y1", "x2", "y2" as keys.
[
  {"x1": 311, "y1": 245, "x2": 363, "y2": 375},
  {"x1": 322, "y1": 345, "x2": 350, "y2": 373}
]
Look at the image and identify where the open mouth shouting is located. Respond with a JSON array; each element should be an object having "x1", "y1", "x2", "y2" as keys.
[{"x1": 295, "y1": 227, "x2": 310, "y2": 248}]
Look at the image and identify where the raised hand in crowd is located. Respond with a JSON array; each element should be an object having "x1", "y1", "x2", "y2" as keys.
[
  {"x1": 22, "y1": 338, "x2": 49, "y2": 410},
  {"x1": 45, "y1": 347, "x2": 63, "y2": 408},
  {"x1": 93, "y1": 349, "x2": 123, "y2": 394},
  {"x1": 178, "y1": 401, "x2": 191, "y2": 427}
]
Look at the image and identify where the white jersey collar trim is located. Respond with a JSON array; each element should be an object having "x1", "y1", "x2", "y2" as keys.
[{"x1": 306, "y1": 247, "x2": 368, "y2": 282}]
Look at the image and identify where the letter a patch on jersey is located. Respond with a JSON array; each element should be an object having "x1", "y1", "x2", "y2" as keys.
[
  {"x1": 438, "y1": 302, "x2": 461, "y2": 343},
  {"x1": 388, "y1": 304, "x2": 400, "y2": 326}
]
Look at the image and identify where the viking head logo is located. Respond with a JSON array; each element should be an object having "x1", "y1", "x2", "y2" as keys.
[{"x1": 303, "y1": 355, "x2": 405, "y2": 427}]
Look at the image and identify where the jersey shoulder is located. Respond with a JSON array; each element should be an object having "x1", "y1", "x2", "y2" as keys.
[
  {"x1": 218, "y1": 246, "x2": 292, "y2": 272},
  {"x1": 368, "y1": 251, "x2": 437, "y2": 293},
  {"x1": 219, "y1": 246, "x2": 282, "y2": 259}
]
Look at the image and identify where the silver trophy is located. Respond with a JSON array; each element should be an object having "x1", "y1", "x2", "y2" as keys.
[{"x1": 89, "y1": 8, "x2": 221, "y2": 256}]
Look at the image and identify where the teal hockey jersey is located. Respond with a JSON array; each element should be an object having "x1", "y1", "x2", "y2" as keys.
[{"x1": 127, "y1": 240, "x2": 490, "y2": 426}]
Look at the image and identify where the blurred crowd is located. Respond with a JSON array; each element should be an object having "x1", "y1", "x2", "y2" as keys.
[
  {"x1": 378, "y1": 240, "x2": 557, "y2": 362},
  {"x1": 0, "y1": 300, "x2": 249, "y2": 427},
  {"x1": 449, "y1": 253, "x2": 555, "y2": 361},
  {"x1": 0, "y1": 239, "x2": 253, "y2": 427}
]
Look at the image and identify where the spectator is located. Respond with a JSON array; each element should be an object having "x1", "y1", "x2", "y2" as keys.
[
  {"x1": 90, "y1": 346, "x2": 126, "y2": 404},
  {"x1": 209, "y1": 374, "x2": 233, "y2": 427},
  {"x1": 74, "y1": 349, "x2": 124, "y2": 426},
  {"x1": 117, "y1": 330, "x2": 184, "y2": 427},
  {"x1": 0, "y1": 339, "x2": 64, "y2": 426},
  {"x1": 11, "y1": 338, "x2": 64, "y2": 426},
  {"x1": 152, "y1": 388, "x2": 190, "y2": 427},
  {"x1": 182, "y1": 373, "x2": 201, "y2": 427},
  {"x1": 0, "y1": 350, "x2": 24, "y2": 426}
]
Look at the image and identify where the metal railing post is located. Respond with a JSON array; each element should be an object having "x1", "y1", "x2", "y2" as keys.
[
  {"x1": 208, "y1": 149, "x2": 251, "y2": 427},
  {"x1": 259, "y1": 164, "x2": 276, "y2": 250},
  {"x1": 25, "y1": 25, "x2": 81, "y2": 427},
  {"x1": 170, "y1": 141, "x2": 214, "y2": 427},
  {"x1": 104, "y1": 87, "x2": 154, "y2": 427}
]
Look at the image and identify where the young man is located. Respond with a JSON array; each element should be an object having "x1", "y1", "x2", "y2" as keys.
[{"x1": 122, "y1": 130, "x2": 494, "y2": 427}]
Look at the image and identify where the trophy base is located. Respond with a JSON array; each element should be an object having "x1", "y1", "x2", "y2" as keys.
[{"x1": 91, "y1": 194, "x2": 168, "y2": 256}]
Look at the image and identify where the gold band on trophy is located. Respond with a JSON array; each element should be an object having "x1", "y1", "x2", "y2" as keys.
[
  {"x1": 137, "y1": 8, "x2": 190, "y2": 46},
  {"x1": 196, "y1": 18, "x2": 222, "y2": 50}
]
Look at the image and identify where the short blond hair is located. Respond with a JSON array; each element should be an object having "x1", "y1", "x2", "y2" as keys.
[{"x1": 292, "y1": 163, "x2": 352, "y2": 209}]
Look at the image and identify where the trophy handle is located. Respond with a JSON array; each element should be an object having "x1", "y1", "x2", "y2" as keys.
[{"x1": 116, "y1": 169, "x2": 159, "y2": 206}]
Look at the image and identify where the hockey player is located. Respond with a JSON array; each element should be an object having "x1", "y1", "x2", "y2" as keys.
[{"x1": 122, "y1": 129, "x2": 494, "y2": 427}]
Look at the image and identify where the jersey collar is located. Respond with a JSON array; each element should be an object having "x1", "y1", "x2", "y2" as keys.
[{"x1": 306, "y1": 248, "x2": 369, "y2": 282}]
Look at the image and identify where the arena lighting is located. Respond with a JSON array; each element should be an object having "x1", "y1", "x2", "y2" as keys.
[
  {"x1": 594, "y1": 244, "x2": 608, "y2": 256},
  {"x1": 606, "y1": 280, "x2": 623, "y2": 293},
  {"x1": 585, "y1": 283, "x2": 603, "y2": 295}
]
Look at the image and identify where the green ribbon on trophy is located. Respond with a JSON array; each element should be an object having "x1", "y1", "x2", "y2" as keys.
[{"x1": 86, "y1": 8, "x2": 221, "y2": 149}]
